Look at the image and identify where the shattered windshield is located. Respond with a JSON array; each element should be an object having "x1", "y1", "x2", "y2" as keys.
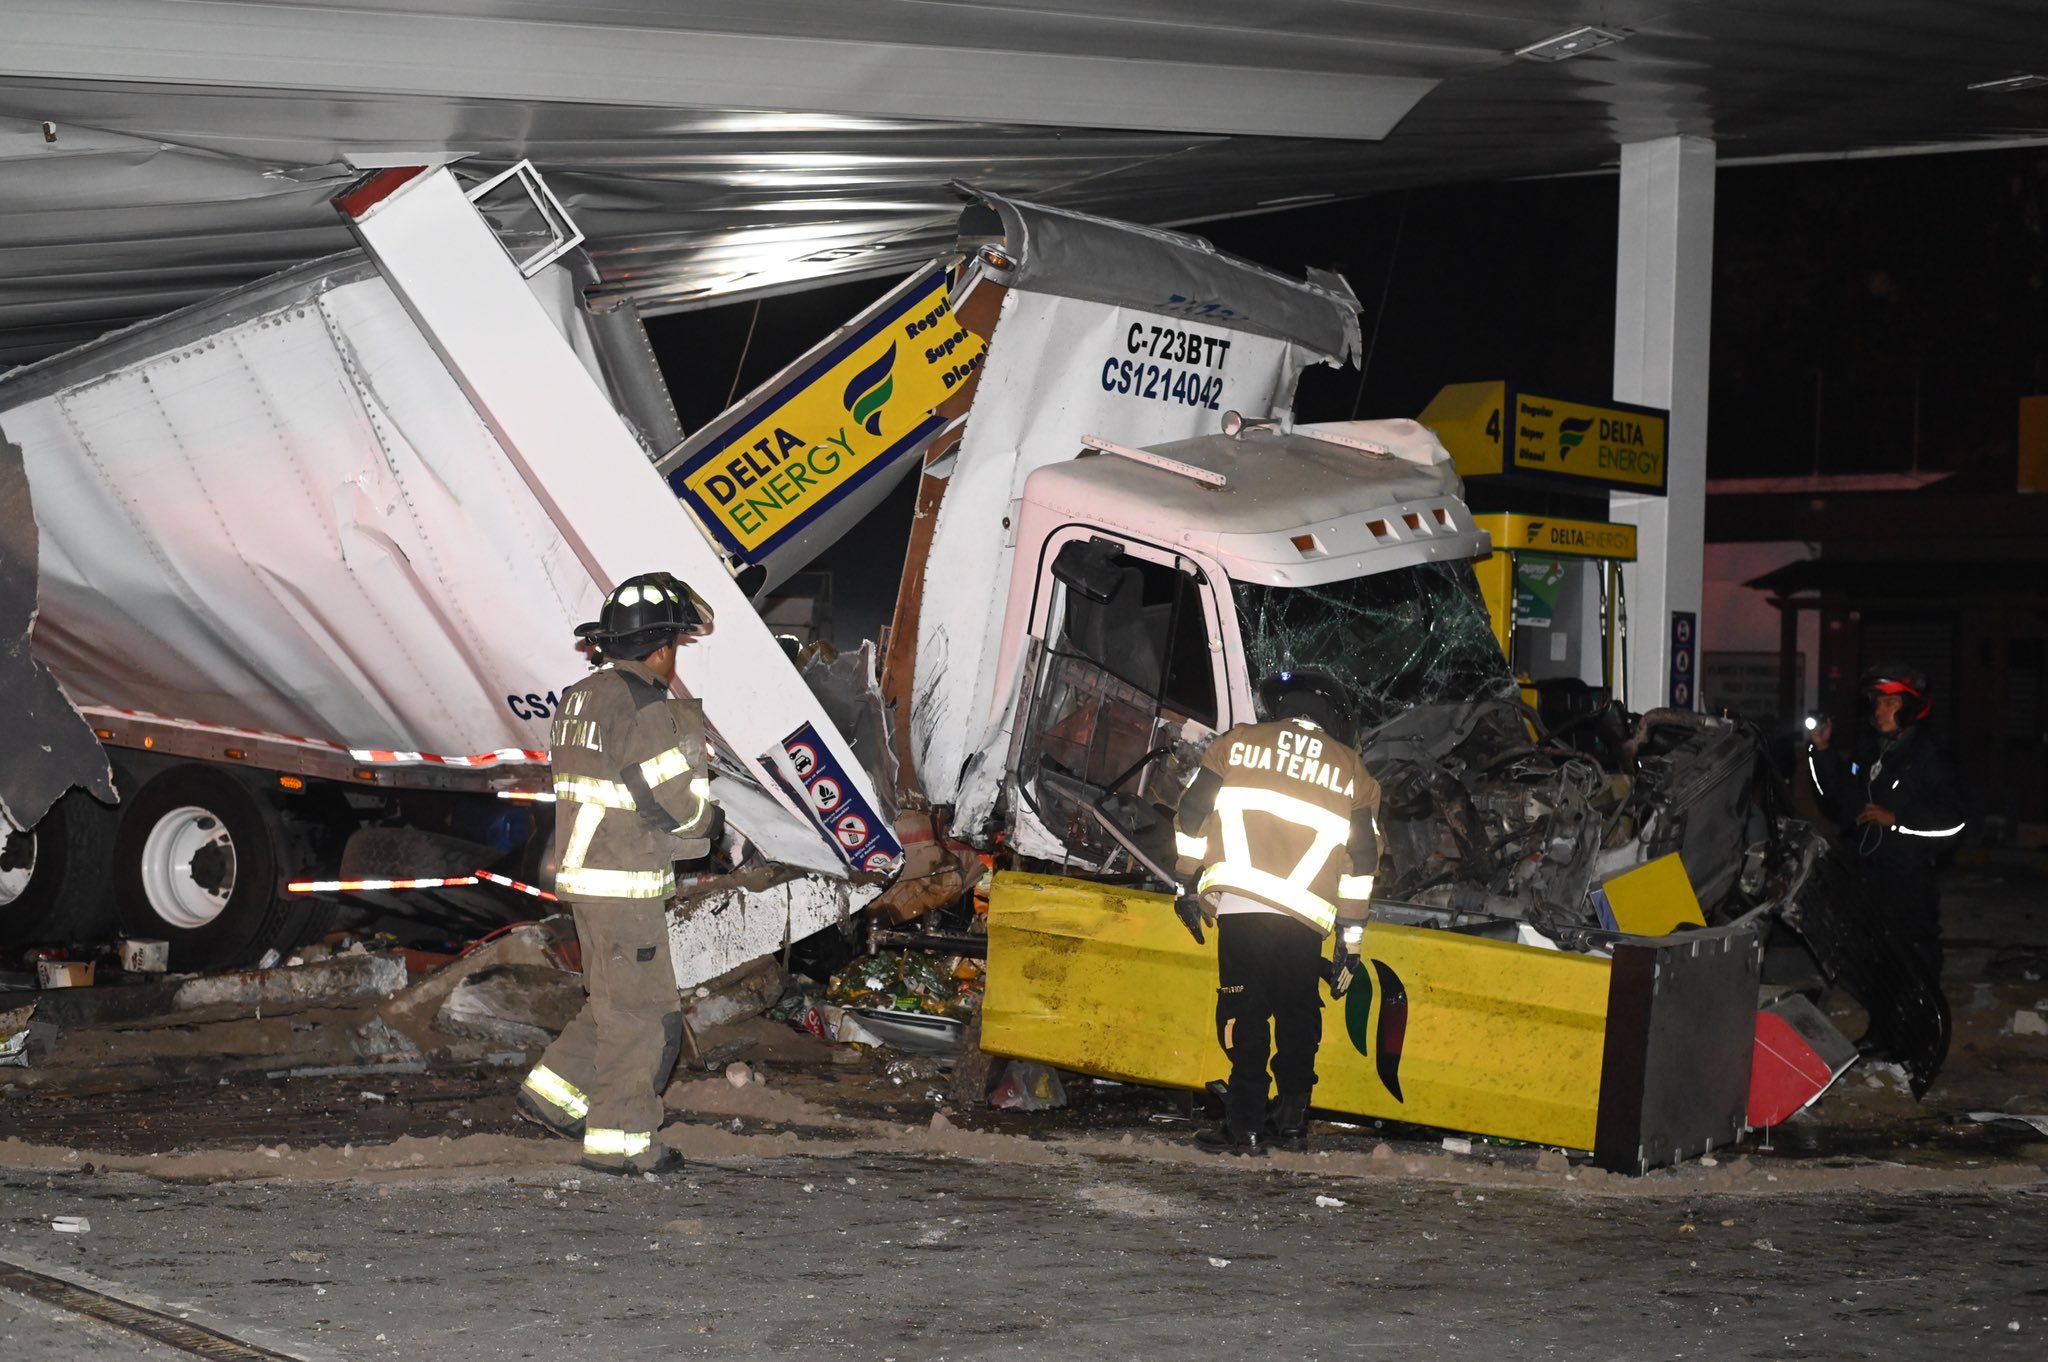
[{"x1": 1232, "y1": 561, "x2": 1516, "y2": 733}]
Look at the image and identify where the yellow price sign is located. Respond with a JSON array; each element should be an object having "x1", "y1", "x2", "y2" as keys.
[{"x1": 1421, "y1": 381, "x2": 1669, "y2": 494}]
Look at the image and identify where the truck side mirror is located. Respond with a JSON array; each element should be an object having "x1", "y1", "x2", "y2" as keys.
[{"x1": 1050, "y1": 537, "x2": 1127, "y2": 604}]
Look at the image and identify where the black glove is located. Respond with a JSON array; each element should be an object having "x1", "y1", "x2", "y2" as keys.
[
  {"x1": 1325, "y1": 951, "x2": 1361, "y2": 999},
  {"x1": 1174, "y1": 892, "x2": 1210, "y2": 945}
]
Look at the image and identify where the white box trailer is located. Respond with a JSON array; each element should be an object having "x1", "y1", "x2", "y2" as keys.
[{"x1": 0, "y1": 167, "x2": 876, "y2": 975}]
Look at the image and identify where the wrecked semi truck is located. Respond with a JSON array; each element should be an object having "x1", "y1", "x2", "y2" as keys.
[
  {"x1": 0, "y1": 165, "x2": 1365, "y2": 984},
  {"x1": 0, "y1": 165, "x2": 1935, "y2": 1168}
]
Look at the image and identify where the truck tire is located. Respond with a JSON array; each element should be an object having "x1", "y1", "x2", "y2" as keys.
[
  {"x1": 0, "y1": 790, "x2": 119, "y2": 950},
  {"x1": 113, "y1": 766, "x2": 294, "y2": 972}
]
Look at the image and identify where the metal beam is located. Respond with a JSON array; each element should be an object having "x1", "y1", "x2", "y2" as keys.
[{"x1": 0, "y1": 0, "x2": 1437, "y2": 142}]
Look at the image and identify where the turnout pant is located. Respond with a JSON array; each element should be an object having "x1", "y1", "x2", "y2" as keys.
[
  {"x1": 522, "y1": 898, "x2": 683, "y2": 1171},
  {"x1": 1215, "y1": 912, "x2": 1326, "y2": 1136}
]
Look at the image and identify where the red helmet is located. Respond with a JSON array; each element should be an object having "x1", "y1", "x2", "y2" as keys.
[{"x1": 1860, "y1": 664, "x2": 1931, "y2": 724}]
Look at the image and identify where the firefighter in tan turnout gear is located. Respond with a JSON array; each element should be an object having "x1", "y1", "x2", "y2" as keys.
[
  {"x1": 518, "y1": 572, "x2": 719, "y2": 1176},
  {"x1": 1173, "y1": 671, "x2": 1381, "y2": 1156}
]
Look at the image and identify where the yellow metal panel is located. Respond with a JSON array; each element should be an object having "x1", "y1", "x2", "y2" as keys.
[
  {"x1": 1472, "y1": 512, "x2": 1638, "y2": 561},
  {"x1": 1468, "y1": 541, "x2": 1514, "y2": 654},
  {"x1": 1505, "y1": 389, "x2": 1667, "y2": 491},
  {"x1": 1419, "y1": 380, "x2": 1506, "y2": 479},
  {"x1": 983, "y1": 872, "x2": 1611, "y2": 1150},
  {"x1": 1597, "y1": 852, "x2": 1706, "y2": 936}
]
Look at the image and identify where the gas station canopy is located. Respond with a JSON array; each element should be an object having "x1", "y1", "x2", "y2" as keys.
[{"x1": 4, "y1": 1, "x2": 2048, "y2": 364}]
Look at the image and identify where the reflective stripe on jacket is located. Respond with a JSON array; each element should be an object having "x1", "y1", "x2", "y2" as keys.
[
  {"x1": 1808, "y1": 726, "x2": 1965, "y2": 870},
  {"x1": 1172, "y1": 717, "x2": 1381, "y2": 935},
  {"x1": 549, "y1": 659, "x2": 715, "y2": 903}
]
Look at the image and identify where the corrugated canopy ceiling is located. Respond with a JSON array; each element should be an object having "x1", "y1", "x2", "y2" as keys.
[{"x1": 3, "y1": 0, "x2": 2048, "y2": 366}]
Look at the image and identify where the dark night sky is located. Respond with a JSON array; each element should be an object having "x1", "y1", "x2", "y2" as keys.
[{"x1": 645, "y1": 145, "x2": 2048, "y2": 641}]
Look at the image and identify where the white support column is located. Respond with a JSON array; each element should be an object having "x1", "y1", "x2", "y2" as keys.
[{"x1": 1611, "y1": 136, "x2": 1715, "y2": 711}]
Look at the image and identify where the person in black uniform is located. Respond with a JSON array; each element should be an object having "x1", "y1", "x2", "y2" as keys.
[
  {"x1": 1805, "y1": 663, "x2": 1965, "y2": 977},
  {"x1": 1171, "y1": 672, "x2": 1381, "y2": 1156}
]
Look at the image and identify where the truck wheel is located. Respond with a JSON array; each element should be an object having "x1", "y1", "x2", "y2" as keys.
[
  {"x1": 0, "y1": 790, "x2": 119, "y2": 950},
  {"x1": 114, "y1": 767, "x2": 294, "y2": 972}
]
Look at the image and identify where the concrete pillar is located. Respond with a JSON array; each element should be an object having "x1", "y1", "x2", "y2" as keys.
[{"x1": 1610, "y1": 136, "x2": 1715, "y2": 710}]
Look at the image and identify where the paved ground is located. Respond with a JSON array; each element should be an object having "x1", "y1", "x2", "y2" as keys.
[
  {"x1": 2, "y1": 864, "x2": 2045, "y2": 1359},
  {"x1": 2, "y1": 1153, "x2": 2044, "y2": 1361}
]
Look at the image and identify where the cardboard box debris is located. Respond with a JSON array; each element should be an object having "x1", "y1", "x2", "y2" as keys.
[
  {"x1": 117, "y1": 939, "x2": 170, "y2": 973},
  {"x1": 35, "y1": 960, "x2": 94, "y2": 989}
]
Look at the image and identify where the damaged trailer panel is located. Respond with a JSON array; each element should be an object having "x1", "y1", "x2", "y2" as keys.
[{"x1": 335, "y1": 165, "x2": 896, "y2": 878}]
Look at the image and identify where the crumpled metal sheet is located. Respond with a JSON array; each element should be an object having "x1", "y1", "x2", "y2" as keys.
[
  {"x1": 799, "y1": 641, "x2": 900, "y2": 831},
  {"x1": 958, "y1": 188, "x2": 1361, "y2": 365},
  {"x1": 0, "y1": 425, "x2": 115, "y2": 830}
]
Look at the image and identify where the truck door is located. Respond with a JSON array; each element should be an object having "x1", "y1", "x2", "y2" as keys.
[{"x1": 1007, "y1": 532, "x2": 1231, "y2": 871}]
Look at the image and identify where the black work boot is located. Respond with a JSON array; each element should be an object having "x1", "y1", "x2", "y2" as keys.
[
  {"x1": 1268, "y1": 1094, "x2": 1311, "y2": 1153},
  {"x1": 1194, "y1": 1124, "x2": 1269, "y2": 1157},
  {"x1": 580, "y1": 1146, "x2": 684, "y2": 1177},
  {"x1": 514, "y1": 1088, "x2": 584, "y2": 1141}
]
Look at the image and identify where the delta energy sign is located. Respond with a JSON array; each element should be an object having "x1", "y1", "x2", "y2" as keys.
[
  {"x1": 666, "y1": 263, "x2": 986, "y2": 558},
  {"x1": 1420, "y1": 381, "x2": 1669, "y2": 495}
]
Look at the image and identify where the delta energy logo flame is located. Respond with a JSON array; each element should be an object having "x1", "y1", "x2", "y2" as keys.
[
  {"x1": 843, "y1": 342, "x2": 897, "y2": 437},
  {"x1": 1344, "y1": 957, "x2": 1410, "y2": 1101},
  {"x1": 1557, "y1": 415, "x2": 1593, "y2": 458}
]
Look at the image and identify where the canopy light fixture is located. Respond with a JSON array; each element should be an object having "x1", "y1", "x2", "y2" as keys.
[
  {"x1": 1968, "y1": 73, "x2": 2048, "y2": 92},
  {"x1": 1515, "y1": 25, "x2": 1627, "y2": 62}
]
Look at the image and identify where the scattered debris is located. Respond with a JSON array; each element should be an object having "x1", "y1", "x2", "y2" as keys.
[
  {"x1": 1442, "y1": 1137, "x2": 1474, "y2": 1155},
  {"x1": 1966, "y1": 1112, "x2": 2048, "y2": 1137},
  {"x1": 1208, "y1": 1257, "x2": 1230, "y2": 1268},
  {"x1": 990, "y1": 1060, "x2": 1067, "y2": 1111},
  {"x1": 49, "y1": 1215, "x2": 89, "y2": 1234},
  {"x1": 116, "y1": 939, "x2": 169, "y2": 974},
  {"x1": 1314, "y1": 1195, "x2": 1346, "y2": 1208},
  {"x1": 682, "y1": 957, "x2": 787, "y2": 1033},
  {"x1": 29, "y1": 952, "x2": 409, "y2": 1031},
  {"x1": 823, "y1": 950, "x2": 983, "y2": 1044},
  {"x1": 2010, "y1": 1010, "x2": 2047, "y2": 1037},
  {"x1": 832, "y1": 1011, "x2": 884, "y2": 1046},
  {"x1": 1750, "y1": 1238, "x2": 1781, "y2": 1253},
  {"x1": 844, "y1": 1007, "x2": 966, "y2": 1054},
  {"x1": 724, "y1": 1062, "x2": 754, "y2": 1088},
  {"x1": 379, "y1": 920, "x2": 575, "y2": 1040},
  {"x1": 0, "y1": 1003, "x2": 31, "y2": 1068},
  {"x1": 434, "y1": 964, "x2": 583, "y2": 1049},
  {"x1": 34, "y1": 960, "x2": 93, "y2": 989}
]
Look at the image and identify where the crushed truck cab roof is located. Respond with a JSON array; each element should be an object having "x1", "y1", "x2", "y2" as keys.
[{"x1": 1020, "y1": 418, "x2": 1490, "y2": 587}]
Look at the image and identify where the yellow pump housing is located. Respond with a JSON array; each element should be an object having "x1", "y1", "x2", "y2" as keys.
[{"x1": 981, "y1": 871, "x2": 1761, "y2": 1171}]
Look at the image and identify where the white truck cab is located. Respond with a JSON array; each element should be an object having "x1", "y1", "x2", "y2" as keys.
[{"x1": 988, "y1": 417, "x2": 1500, "y2": 864}]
